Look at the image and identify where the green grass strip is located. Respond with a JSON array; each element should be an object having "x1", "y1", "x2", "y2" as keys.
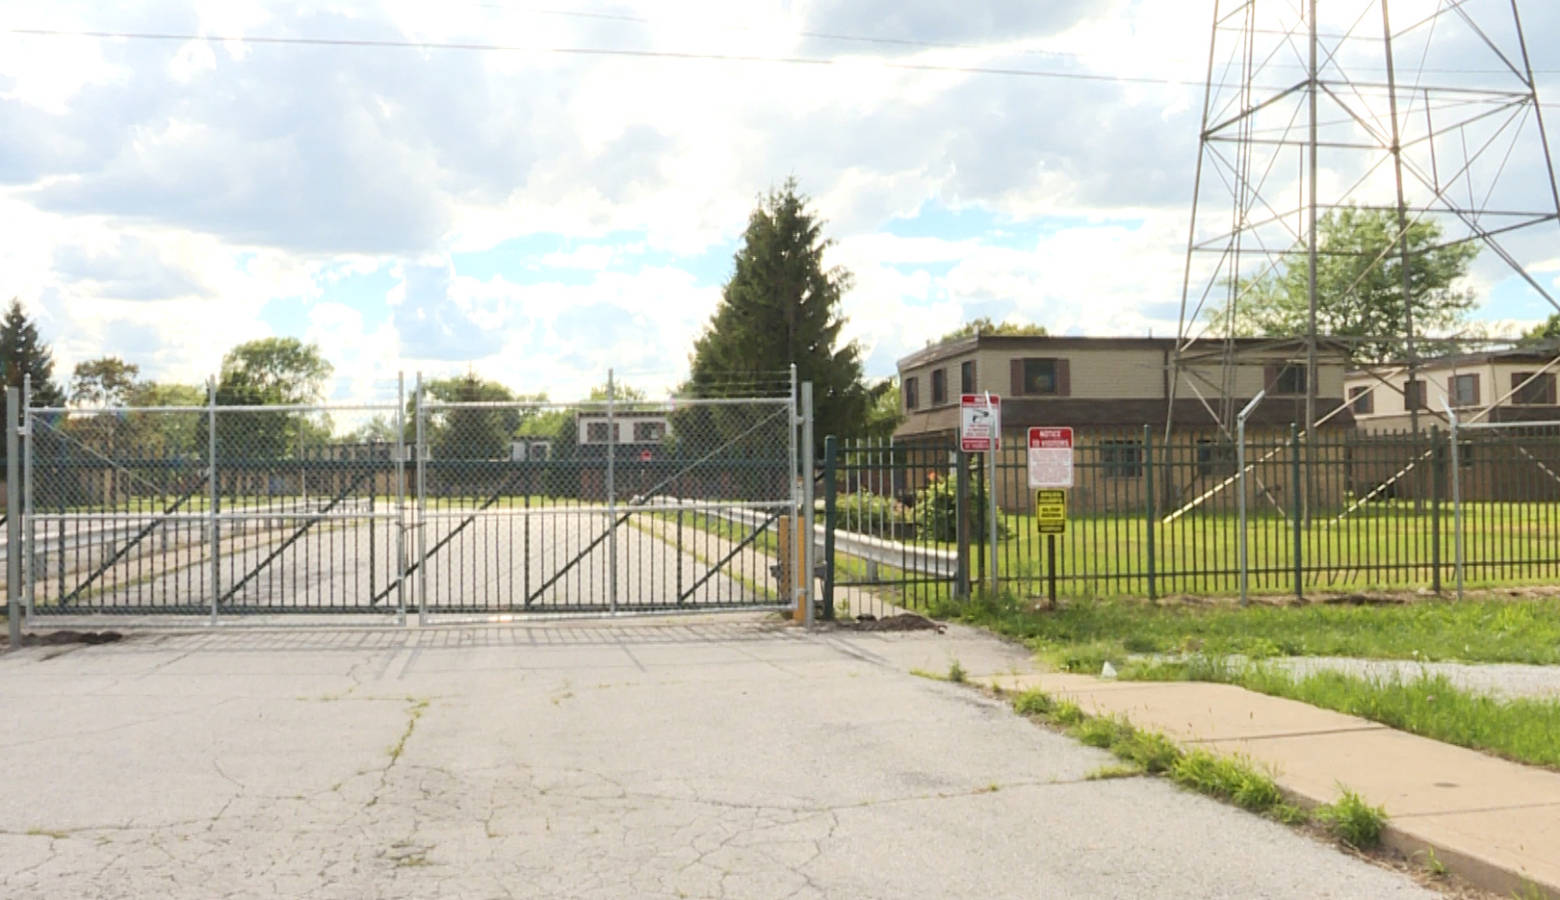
[{"x1": 930, "y1": 591, "x2": 1560, "y2": 667}]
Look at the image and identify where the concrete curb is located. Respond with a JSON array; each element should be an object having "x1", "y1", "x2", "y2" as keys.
[{"x1": 979, "y1": 671, "x2": 1560, "y2": 899}]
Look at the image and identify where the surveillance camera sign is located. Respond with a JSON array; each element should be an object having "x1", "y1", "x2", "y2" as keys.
[{"x1": 960, "y1": 394, "x2": 1001, "y2": 452}]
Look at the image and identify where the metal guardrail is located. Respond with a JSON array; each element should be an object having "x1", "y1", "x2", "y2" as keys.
[{"x1": 651, "y1": 497, "x2": 958, "y2": 581}]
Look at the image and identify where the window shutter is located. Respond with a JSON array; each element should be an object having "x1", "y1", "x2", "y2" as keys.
[
  {"x1": 1511, "y1": 373, "x2": 1524, "y2": 398},
  {"x1": 1264, "y1": 365, "x2": 1278, "y2": 390},
  {"x1": 1470, "y1": 374, "x2": 1481, "y2": 405},
  {"x1": 1447, "y1": 375, "x2": 1456, "y2": 405},
  {"x1": 1010, "y1": 359, "x2": 1025, "y2": 396},
  {"x1": 1547, "y1": 375, "x2": 1557, "y2": 405},
  {"x1": 1057, "y1": 359, "x2": 1071, "y2": 396}
]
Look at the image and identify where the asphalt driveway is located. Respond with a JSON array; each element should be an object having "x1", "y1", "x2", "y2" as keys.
[{"x1": 0, "y1": 616, "x2": 1433, "y2": 899}]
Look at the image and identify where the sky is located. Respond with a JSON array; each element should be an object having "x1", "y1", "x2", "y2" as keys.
[{"x1": 3, "y1": 0, "x2": 1559, "y2": 405}]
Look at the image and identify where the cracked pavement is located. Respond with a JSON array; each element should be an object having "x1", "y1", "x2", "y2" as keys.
[{"x1": 0, "y1": 616, "x2": 1434, "y2": 899}]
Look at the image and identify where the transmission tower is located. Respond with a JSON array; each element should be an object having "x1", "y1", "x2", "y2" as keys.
[{"x1": 1172, "y1": 0, "x2": 1560, "y2": 443}]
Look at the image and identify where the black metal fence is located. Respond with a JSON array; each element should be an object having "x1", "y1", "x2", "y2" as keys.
[{"x1": 818, "y1": 424, "x2": 1560, "y2": 616}]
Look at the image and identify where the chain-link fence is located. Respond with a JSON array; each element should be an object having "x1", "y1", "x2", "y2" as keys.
[{"x1": 8, "y1": 372, "x2": 804, "y2": 624}]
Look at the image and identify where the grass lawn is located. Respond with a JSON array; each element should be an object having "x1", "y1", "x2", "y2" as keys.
[
  {"x1": 977, "y1": 500, "x2": 1560, "y2": 598},
  {"x1": 930, "y1": 591, "x2": 1560, "y2": 667}
]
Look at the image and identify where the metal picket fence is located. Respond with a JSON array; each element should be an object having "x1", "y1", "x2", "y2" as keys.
[
  {"x1": 817, "y1": 423, "x2": 1560, "y2": 616},
  {"x1": 5, "y1": 371, "x2": 807, "y2": 626}
]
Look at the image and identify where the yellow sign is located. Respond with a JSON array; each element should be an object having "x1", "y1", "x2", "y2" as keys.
[{"x1": 1035, "y1": 489, "x2": 1067, "y2": 535}]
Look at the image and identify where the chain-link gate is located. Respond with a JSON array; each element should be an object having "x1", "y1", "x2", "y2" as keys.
[
  {"x1": 9, "y1": 372, "x2": 805, "y2": 625},
  {"x1": 409, "y1": 374, "x2": 800, "y2": 621}
]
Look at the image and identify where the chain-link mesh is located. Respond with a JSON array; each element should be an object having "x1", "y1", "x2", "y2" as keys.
[
  {"x1": 17, "y1": 375, "x2": 801, "y2": 620},
  {"x1": 416, "y1": 391, "x2": 796, "y2": 616}
]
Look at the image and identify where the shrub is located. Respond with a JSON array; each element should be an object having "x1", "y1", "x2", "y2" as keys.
[{"x1": 912, "y1": 466, "x2": 1005, "y2": 542}]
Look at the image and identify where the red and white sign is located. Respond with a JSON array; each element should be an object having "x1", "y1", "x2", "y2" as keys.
[
  {"x1": 1027, "y1": 426, "x2": 1074, "y2": 488},
  {"x1": 960, "y1": 394, "x2": 1001, "y2": 452}
]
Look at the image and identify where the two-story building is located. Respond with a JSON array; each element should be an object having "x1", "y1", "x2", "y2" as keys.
[
  {"x1": 1344, "y1": 344, "x2": 1560, "y2": 502},
  {"x1": 893, "y1": 335, "x2": 1355, "y2": 512},
  {"x1": 1344, "y1": 344, "x2": 1560, "y2": 432}
]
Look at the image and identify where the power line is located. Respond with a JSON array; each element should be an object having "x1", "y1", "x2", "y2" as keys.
[{"x1": 6, "y1": 25, "x2": 1559, "y2": 109}]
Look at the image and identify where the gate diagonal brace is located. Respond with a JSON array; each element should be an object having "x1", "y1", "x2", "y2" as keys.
[
  {"x1": 59, "y1": 473, "x2": 210, "y2": 606},
  {"x1": 679, "y1": 511, "x2": 780, "y2": 605},
  {"x1": 218, "y1": 468, "x2": 374, "y2": 605},
  {"x1": 369, "y1": 466, "x2": 530, "y2": 606}
]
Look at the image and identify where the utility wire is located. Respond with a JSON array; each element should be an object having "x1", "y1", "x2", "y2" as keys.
[{"x1": 7, "y1": 26, "x2": 1557, "y2": 107}]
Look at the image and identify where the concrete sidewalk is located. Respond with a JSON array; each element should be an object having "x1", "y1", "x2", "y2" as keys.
[{"x1": 980, "y1": 668, "x2": 1560, "y2": 898}]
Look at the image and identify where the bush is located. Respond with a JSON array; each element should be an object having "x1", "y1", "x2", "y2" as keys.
[
  {"x1": 912, "y1": 466, "x2": 1006, "y2": 542},
  {"x1": 834, "y1": 490, "x2": 910, "y2": 532}
]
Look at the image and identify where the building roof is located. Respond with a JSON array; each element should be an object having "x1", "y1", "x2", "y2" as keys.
[
  {"x1": 898, "y1": 334, "x2": 1354, "y2": 372},
  {"x1": 1346, "y1": 341, "x2": 1560, "y2": 375}
]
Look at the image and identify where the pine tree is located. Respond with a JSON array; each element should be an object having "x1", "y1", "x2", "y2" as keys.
[
  {"x1": 1, "y1": 298, "x2": 66, "y2": 430},
  {"x1": 687, "y1": 179, "x2": 870, "y2": 447}
]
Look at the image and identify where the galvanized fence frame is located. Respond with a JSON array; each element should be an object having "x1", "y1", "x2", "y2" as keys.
[{"x1": 7, "y1": 370, "x2": 810, "y2": 627}]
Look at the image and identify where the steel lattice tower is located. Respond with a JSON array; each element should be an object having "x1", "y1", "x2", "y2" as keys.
[{"x1": 1172, "y1": 0, "x2": 1560, "y2": 443}]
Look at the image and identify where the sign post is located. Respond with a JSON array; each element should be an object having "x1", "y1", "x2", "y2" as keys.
[
  {"x1": 960, "y1": 394, "x2": 1002, "y2": 594},
  {"x1": 1028, "y1": 427, "x2": 1074, "y2": 609}
]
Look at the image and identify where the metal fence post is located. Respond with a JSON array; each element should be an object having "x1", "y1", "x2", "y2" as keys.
[
  {"x1": 7, "y1": 386, "x2": 21, "y2": 646},
  {"x1": 22, "y1": 375, "x2": 34, "y2": 617},
  {"x1": 1444, "y1": 402, "x2": 1464, "y2": 601},
  {"x1": 208, "y1": 377, "x2": 219, "y2": 626},
  {"x1": 1236, "y1": 391, "x2": 1265, "y2": 606},
  {"x1": 801, "y1": 381, "x2": 815, "y2": 626},
  {"x1": 1430, "y1": 425, "x2": 1442, "y2": 593},
  {"x1": 955, "y1": 446, "x2": 970, "y2": 600},
  {"x1": 1290, "y1": 422, "x2": 1302, "y2": 600},
  {"x1": 395, "y1": 372, "x2": 407, "y2": 626},
  {"x1": 822, "y1": 434, "x2": 837, "y2": 621},
  {"x1": 606, "y1": 368, "x2": 617, "y2": 615},
  {"x1": 1144, "y1": 423, "x2": 1157, "y2": 601},
  {"x1": 415, "y1": 372, "x2": 428, "y2": 626}
]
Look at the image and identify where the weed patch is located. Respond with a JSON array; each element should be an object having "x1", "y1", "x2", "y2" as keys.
[{"x1": 1315, "y1": 788, "x2": 1388, "y2": 849}]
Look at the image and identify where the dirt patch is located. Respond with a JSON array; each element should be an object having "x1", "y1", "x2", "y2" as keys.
[
  {"x1": 844, "y1": 613, "x2": 946, "y2": 633},
  {"x1": 1, "y1": 630, "x2": 125, "y2": 648}
]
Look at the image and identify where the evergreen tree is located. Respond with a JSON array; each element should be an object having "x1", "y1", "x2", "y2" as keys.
[
  {"x1": 686, "y1": 179, "x2": 869, "y2": 448},
  {"x1": 0, "y1": 298, "x2": 66, "y2": 432}
]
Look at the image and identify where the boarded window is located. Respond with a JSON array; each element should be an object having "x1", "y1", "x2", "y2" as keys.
[
  {"x1": 931, "y1": 368, "x2": 947, "y2": 405},
  {"x1": 1011, "y1": 358, "x2": 1070, "y2": 396},
  {"x1": 1450, "y1": 373, "x2": 1479, "y2": 408},
  {"x1": 632, "y1": 421, "x2": 666, "y2": 442},
  {"x1": 960, "y1": 360, "x2": 976, "y2": 394},
  {"x1": 1100, "y1": 440, "x2": 1144, "y2": 478},
  {"x1": 903, "y1": 377, "x2": 919, "y2": 410},
  {"x1": 1348, "y1": 385, "x2": 1373, "y2": 415},
  {"x1": 1196, "y1": 439, "x2": 1236, "y2": 477},
  {"x1": 1403, "y1": 379, "x2": 1425, "y2": 411},
  {"x1": 1272, "y1": 364, "x2": 1307, "y2": 395},
  {"x1": 1511, "y1": 372, "x2": 1557, "y2": 405}
]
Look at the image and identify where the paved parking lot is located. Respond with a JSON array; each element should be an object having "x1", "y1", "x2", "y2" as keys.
[{"x1": 0, "y1": 616, "x2": 1433, "y2": 899}]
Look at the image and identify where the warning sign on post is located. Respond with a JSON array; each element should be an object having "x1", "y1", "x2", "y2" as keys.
[
  {"x1": 1035, "y1": 489, "x2": 1067, "y2": 534},
  {"x1": 1027, "y1": 426, "x2": 1074, "y2": 488},
  {"x1": 960, "y1": 394, "x2": 1001, "y2": 452}
]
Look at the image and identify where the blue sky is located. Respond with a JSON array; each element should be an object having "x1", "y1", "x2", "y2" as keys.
[{"x1": 4, "y1": 0, "x2": 1558, "y2": 403}]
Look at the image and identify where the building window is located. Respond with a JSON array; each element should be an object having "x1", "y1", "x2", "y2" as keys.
[
  {"x1": 1100, "y1": 440, "x2": 1144, "y2": 478},
  {"x1": 585, "y1": 421, "x2": 612, "y2": 443},
  {"x1": 1016, "y1": 357, "x2": 1066, "y2": 395},
  {"x1": 960, "y1": 360, "x2": 976, "y2": 394},
  {"x1": 1511, "y1": 372, "x2": 1557, "y2": 405},
  {"x1": 1403, "y1": 379, "x2": 1425, "y2": 411},
  {"x1": 1196, "y1": 439, "x2": 1236, "y2": 477},
  {"x1": 1273, "y1": 364, "x2": 1307, "y2": 395},
  {"x1": 903, "y1": 376, "x2": 919, "y2": 410},
  {"x1": 632, "y1": 421, "x2": 666, "y2": 442},
  {"x1": 1348, "y1": 385, "x2": 1373, "y2": 415},
  {"x1": 931, "y1": 368, "x2": 947, "y2": 405},
  {"x1": 1450, "y1": 373, "x2": 1479, "y2": 408}
]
